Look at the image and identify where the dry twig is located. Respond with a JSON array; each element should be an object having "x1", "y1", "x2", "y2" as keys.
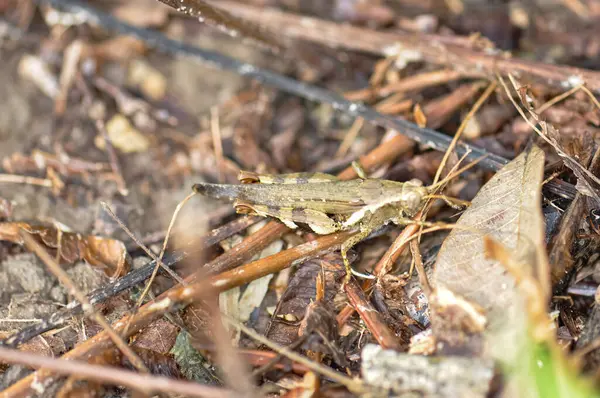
[{"x1": 0, "y1": 346, "x2": 231, "y2": 397}]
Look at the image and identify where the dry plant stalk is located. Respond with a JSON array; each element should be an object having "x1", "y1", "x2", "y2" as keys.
[{"x1": 0, "y1": 346, "x2": 231, "y2": 398}]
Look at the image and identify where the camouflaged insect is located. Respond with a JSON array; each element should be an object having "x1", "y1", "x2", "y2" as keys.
[{"x1": 193, "y1": 170, "x2": 437, "y2": 283}]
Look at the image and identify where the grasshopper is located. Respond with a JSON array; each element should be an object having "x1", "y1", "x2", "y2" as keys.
[{"x1": 193, "y1": 164, "x2": 469, "y2": 283}]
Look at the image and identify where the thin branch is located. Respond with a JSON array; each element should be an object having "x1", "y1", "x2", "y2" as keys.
[
  {"x1": 158, "y1": 0, "x2": 284, "y2": 52},
  {"x1": 535, "y1": 83, "x2": 583, "y2": 115},
  {"x1": 433, "y1": 81, "x2": 497, "y2": 185},
  {"x1": 210, "y1": 106, "x2": 225, "y2": 182},
  {"x1": 100, "y1": 202, "x2": 184, "y2": 284},
  {"x1": 344, "y1": 279, "x2": 402, "y2": 350},
  {"x1": 0, "y1": 173, "x2": 52, "y2": 187},
  {"x1": 409, "y1": 240, "x2": 431, "y2": 295},
  {"x1": 337, "y1": 135, "x2": 413, "y2": 180},
  {"x1": 376, "y1": 69, "x2": 463, "y2": 98},
  {"x1": 132, "y1": 192, "x2": 195, "y2": 310},
  {"x1": 0, "y1": 346, "x2": 232, "y2": 398}
]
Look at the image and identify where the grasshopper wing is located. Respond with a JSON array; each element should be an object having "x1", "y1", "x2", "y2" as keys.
[{"x1": 193, "y1": 180, "x2": 371, "y2": 214}]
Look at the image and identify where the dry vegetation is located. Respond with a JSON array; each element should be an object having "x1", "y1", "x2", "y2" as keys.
[{"x1": 1, "y1": 0, "x2": 600, "y2": 397}]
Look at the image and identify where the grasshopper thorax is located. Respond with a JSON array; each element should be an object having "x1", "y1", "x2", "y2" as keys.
[{"x1": 343, "y1": 179, "x2": 427, "y2": 228}]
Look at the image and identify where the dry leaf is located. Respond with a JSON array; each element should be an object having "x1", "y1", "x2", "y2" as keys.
[
  {"x1": 505, "y1": 75, "x2": 600, "y2": 204},
  {"x1": 219, "y1": 239, "x2": 282, "y2": 341},
  {"x1": 127, "y1": 59, "x2": 167, "y2": 101},
  {"x1": 0, "y1": 222, "x2": 130, "y2": 278},
  {"x1": 132, "y1": 318, "x2": 179, "y2": 355},
  {"x1": 267, "y1": 256, "x2": 345, "y2": 348},
  {"x1": 432, "y1": 145, "x2": 548, "y2": 365},
  {"x1": 237, "y1": 240, "x2": 281, "y2": 322},
  {"x1": 100, "y1": 114, "x2": 150, "y2": 153}
]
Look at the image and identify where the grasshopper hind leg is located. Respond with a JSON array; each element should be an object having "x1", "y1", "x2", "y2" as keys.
[
  {"x1": 234, "y1": 200, "x2": 340, "y2": 233},
  {"x1": 341, "y1": 230, "x2": 377, "y2": 284},
  {"x1": 340, "y1": 205, "x2": 406, "y2": 284}
]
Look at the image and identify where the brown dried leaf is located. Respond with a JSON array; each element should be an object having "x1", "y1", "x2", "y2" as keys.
[
  {"x1": 298, "y1": 297, "x2": 347, "y2": 367},
  {"x1": 432, "y1": 145, "x2": 548, "y2": 364},
  {"x1": 126, "y1": 347, "x2": 182, "y2": 379},
  {"x1": 17, "y1": 335, "x2": 66, "y2": 357},
  {"x1": 0, "y1": 222, "x2": 130, "y2": 278},
  {"x1": 80, "y1": 235, "x2": 130, "y2": 278},
  {"x1": 267, "y1": 257, "x2": 344, "y2": 345}
]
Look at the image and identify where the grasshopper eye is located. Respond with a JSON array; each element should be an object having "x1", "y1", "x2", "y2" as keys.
[{"x1": 403, "y1": 190, "x2": 423, "y2": 213}]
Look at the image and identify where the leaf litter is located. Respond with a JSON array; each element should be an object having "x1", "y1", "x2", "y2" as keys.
[{"x1": 2, "y1": 1, "x2": 600, "y2": 397}]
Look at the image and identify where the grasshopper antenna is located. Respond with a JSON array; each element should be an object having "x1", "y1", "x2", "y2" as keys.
[
  {"x1": 427, "y1": 154, "x2": 488, "y2": 193},
  {"x1": 432, "y1": 81, "x2": 498, "y2": 186},
  {"x1": 406, "y1": 82, "x2": 496, "y2": 287},
  {"x1": 423, "y1": 82, "x2": 496, "y2": 209}
]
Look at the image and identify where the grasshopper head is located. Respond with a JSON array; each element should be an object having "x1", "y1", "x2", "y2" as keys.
[{"x1": 401, "y1": 179, "x2": 428, "y2": 216}]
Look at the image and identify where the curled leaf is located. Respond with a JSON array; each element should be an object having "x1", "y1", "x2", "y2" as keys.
[{"x1": 0, "y1": 222, "x2": 130, "y2": 278}]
